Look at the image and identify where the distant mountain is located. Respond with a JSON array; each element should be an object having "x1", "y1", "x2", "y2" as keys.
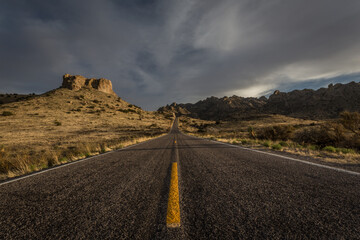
[{"x1": 158, "y1": 81, "x2": 360, "y2": 120}]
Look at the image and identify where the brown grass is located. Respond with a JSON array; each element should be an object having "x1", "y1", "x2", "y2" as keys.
[
  {"x1": 0, "y1": 88, "x2": 172, "y2": 180},
  {"x1": 179, "y1": 114, "x2": 360, "y2": 165}
]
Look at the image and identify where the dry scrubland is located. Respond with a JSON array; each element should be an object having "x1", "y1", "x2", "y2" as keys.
[
  {"x1": 0, "y1": 88, "x2": 172, "y2": 180},
  {"x1": 179, "y1": 113, "x2": 360, "y2": 165}
]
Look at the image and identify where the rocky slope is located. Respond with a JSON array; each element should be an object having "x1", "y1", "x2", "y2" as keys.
[{"x1": 159, "y1": 81, "x2": 360, "y2": 120}]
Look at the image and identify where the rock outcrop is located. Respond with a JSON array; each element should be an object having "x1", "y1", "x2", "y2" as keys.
[
  {"x1": 159, "y1": 81, "x2": 360, "y2": 120},
  {"x1": 265, "y1": 81, "x2": 360, "y2": 118},
  {"x1": 62, "y1": 74, "x2": 116, "y2": 95}
]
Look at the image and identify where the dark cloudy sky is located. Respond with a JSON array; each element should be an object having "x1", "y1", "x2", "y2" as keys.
[{"x1": 1, "y1": 0, "x2": 360, "y2": 110}]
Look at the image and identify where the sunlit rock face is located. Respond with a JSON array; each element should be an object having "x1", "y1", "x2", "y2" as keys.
[{"x1": 62, "y1": 74, "x2": 116, "y2": 95}]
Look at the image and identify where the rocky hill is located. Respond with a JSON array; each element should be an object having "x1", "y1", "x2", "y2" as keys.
[
  {"x1": 158, "y1": 96, "x2": 267, "y2": 120},
  {"x1": 0, "y1": 74, "x2": 171, "y2": 179},
  {"x1": 0, "y1": 74, "x2": 116, "y2": 105},
  {"x1": 159, "y1": 81, "x2": 360, "y2": 120}
]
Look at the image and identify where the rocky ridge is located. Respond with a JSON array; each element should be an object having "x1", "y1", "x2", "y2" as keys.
[
  {"x1": 158, "y1": 81, "x2": 360, "y2": 120},
  {"x1": 62, "y1": 74, "x2": 116, "y2": 96}
]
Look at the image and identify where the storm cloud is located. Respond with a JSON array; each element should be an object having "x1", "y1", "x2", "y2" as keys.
[{"x1": 1, "y1": 0, "x2": 360, "y2": 109}]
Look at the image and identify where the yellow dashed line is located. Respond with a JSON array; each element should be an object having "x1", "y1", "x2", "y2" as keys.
[{"x1": 166, "y1": 162, "x2": 181, "y2": 227}]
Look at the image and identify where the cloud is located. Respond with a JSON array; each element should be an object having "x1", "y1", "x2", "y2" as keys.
[{"x1": 1, "y1": 0, "x2": 360, "y2": 109}]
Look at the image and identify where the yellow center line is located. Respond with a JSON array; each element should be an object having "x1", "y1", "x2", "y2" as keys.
[{"x1": 166, "y1": 162, "x2": 181, "y2": 228}]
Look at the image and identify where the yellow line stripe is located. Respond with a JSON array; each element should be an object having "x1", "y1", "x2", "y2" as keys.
[{"x1": 166, "y1": 162, "x2": 181, "y2": 227}]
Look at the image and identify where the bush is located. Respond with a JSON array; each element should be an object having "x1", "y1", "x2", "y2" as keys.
[
  {"x1": 307, "y1": 145, "x2": 318, "y2": 151},
  {"x1": 279, "y1": 141, "x2": 288, "y2": 147},
  {"x1": 322, "y1": 146, "x2": 336, "y2": 153},
  {"x1": 100, "y1": 144, "x2": 107, "y2": 153},
  {"x1": 263, "y1": 141, "x2": 271, "y2": 147},
  {"x1": 2, "y1": 111, "x2": 14, "y2": 116},
  {"x1": 241, "y1": 139, "x2": 248, "y2": 144},
  {"x1": 118, "y1": 108, "x2": 137, "y2": 113},
  {"x1": 294, "y1": 124, "x2": 346, "y2": 148},
  {"x1": 257, "y1": 125, "x2": 294, "y2": 141},
  {"x1": 340, "y1": 111, "x2": 360, "y2": 134},
  {"x1": 232, "y1": 140, "x2": 237, "y2": 144},
  {"x1": 336, "y1": 148, "x2": 355, "y2": 154},
  {"x1": 248, "y1": 126, "x2": 255, "y2": 139},
  {"x1": 272, "y1": 144, "x2": 282, "y2": 150}
]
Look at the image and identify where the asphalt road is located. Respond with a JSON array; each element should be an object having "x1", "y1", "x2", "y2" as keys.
[{"x1": 1, "y1": 120, "x2": 359, "y2": 239}]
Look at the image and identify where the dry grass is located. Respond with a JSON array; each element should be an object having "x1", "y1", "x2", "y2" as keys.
[
  {"x1": 179, "y1": 115, "x2": 360, "y2": 165},
  {"x1": 0, "y1": 88, "x2": 172, "y2": 180}
]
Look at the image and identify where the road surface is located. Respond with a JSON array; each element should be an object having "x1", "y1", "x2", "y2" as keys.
[{"x1": 1, "y1": 120, "x2": 359, "y2": 239}]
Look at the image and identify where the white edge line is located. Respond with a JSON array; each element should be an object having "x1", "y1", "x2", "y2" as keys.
[
  {"x1": 0, "y1": 134, "x2": 168, "y2": 187},
  {"x1": 187, "y1": 134, "x2": 360, "y2": 176}
]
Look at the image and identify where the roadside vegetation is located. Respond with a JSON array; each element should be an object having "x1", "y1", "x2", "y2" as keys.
[
  {"x1": 179, "y1": 112, "x2": 360, "y2": 164},
  {"x1": 0, "y1": 88, "x2": 173, "y2": 180}
]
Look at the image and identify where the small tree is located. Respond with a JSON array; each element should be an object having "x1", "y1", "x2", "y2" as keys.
[{"x1": 340, "y1": 111, "x2": 360, "y2": 134}]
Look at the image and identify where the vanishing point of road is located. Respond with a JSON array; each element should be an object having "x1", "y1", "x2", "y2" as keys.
[{"x1": 1, "y1": 119, "x2": 359, "y2": 239}]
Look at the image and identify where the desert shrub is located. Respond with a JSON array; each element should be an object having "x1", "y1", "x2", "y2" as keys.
[
  {"x1": 294, "y1": 124, "x2": 346, "y2": 148},
  {"x1": 118, "y1": 108, "x2": 136, "y2": 113},
  {"x1": 59, "y1": 157, "x2": 68, "y2": 163},
  {"x1": 62, "y1": 143, "x2": 93, "y2": 160},
  {"x1": 257, "y1": 125, "x2": 294, "y2": 141},
  {"x1": 47, "y1": 154, "x2": 59, "y2": 167},
  {"x1": 118, "y1": 109, "x2": 128, "y2": 113},
  {"x1": 248, "y1": 126, "x2": 256, "y2": 139},
  {"x1": 272, "y1": 144, "x2": 282, "y2": 150},
  {"x1": 2, "y1": 111, "x2": 14, "y2": 116},
  {"x1": 100, "y1": 143, "x2": 107, "y2": 153},
  {"x1": 241, "y1": 139, "x2": 248, "y2": 144},
  {"x1": 0, "y1": 152, "x2": 11, "y2": 174},
  {"x1": 279, "y1": 141, "x2": 288, "y2": 147},
  {"x1": 340, "y1": 111, "x2": 360, "y2": 134},
  {"x1": 322, "y1": 146, "x2": 336, "y2": 153},
  {"x1": 336, "y1": 148, "x2": 355, "y2": 154},
  {"x1": 307, "y1": 145, "x2": 318, "y2": 151},
  {"x1": 93, "y1": 99, "x2": 100, "y2": 104},
  {"x1": 232, "y1": 140, "x2": 237, "y2": 144},
  {"x1": 350, "y1": 135, "x2": 360, "y2": 150},
  {"x1": 197, "y1": 128, "x2": 206, "y2": 133},
  {"x1": 263, "y1": 141, "x2": 271, "y2": 147},
  {"x1": 54, "y1": 120, "x2": 62, "y2": 126}
]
